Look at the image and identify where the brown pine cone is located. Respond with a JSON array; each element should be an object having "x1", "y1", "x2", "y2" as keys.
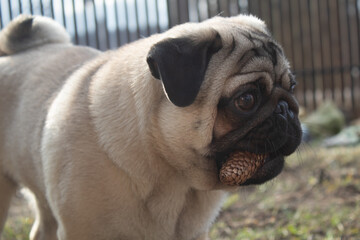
[{"x1": 219, "y1": 151, "x2": 267, "y2": 186}]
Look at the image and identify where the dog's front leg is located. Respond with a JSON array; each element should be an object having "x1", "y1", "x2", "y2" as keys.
[{"x1": 195, "y1": 232, "x2": 209, "y2": 240}]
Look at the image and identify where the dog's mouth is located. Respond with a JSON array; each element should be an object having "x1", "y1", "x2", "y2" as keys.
[{"x1": 215, "y1": 150, "x2": 284, "y2": 186}]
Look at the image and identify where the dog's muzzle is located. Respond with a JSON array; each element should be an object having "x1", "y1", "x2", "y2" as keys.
[{"x1": 214, "y1": 95, "x2": 302, "y2": 186}]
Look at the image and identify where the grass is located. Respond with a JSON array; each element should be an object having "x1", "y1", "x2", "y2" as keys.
[
  {"x1": 210, "y1": 145, "x2": 360, "y2": 240},
  {"x1": 3, "y1": 218, "x2": 33, "y2": 240},
  {"x1": 211, "y1": 200, "x2": 360, "y2": 239},
  {"x1": 2, "y1": 145, "x2": 360, "y2": 240}
]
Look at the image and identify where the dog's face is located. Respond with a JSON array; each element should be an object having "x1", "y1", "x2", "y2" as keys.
[{"x1": 146, "y1": 15, "x2": 302, "y2": 190}]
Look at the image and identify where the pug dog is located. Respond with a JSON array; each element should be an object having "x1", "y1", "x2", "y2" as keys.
[{"x1": 0, "y1": 14, "x2": 302, "y2": 240}]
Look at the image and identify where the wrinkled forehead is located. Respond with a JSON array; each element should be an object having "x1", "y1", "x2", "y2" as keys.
[{"x1": 209, "y1": 16, "x2": 293, "y2": 97}]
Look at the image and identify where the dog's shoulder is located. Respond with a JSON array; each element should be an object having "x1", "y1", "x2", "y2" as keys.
[{"x1": 0, "y1": 15, "x2": 71, "y2": 56}]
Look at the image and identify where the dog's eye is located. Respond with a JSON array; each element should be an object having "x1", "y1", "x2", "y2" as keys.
[
  {"x1": 290, "y1": 83, "x2": 296, "y2": 93},
  {"x1": 235, "y1": 92, "x2": 256, "y2": 111}
]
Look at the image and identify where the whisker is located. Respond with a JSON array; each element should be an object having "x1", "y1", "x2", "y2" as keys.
[{"x1": 291, "y1": 141, "x2": 317, "y2": 166}]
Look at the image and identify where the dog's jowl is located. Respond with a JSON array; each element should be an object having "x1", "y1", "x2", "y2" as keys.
[{"x1": 0, "y1": 14, "x2": 301, "y2": 240}]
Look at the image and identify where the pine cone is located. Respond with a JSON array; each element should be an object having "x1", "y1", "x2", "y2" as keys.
[{"x1": 219, "y1": 151, "x2": 266, "y2": 186}]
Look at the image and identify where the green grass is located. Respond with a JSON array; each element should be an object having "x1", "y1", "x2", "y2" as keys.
[{"x1": 3, "y1": 218, "x2": 33, "y2": 240}]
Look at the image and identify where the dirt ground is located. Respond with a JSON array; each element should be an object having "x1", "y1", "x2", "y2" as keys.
[{"x1": 3, "y1": 144, "x2": 360, "y2": 240}]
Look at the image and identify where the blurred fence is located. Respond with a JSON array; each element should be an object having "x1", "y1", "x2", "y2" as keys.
[{"x1": 1, "y1": 0, "x2": 360, "y2": 117}]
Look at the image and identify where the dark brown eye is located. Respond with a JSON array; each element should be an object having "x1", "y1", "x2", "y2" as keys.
[
  {"x1": 290, "y1": 83, "x2": 296, "y2": 93},
  {"x1": 235, "y1": 92, "x2": 256, "y2": 111}
]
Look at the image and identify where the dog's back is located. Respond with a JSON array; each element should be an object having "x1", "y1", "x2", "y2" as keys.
[{"x1": 0, "y1": 15, "x2": 100, "y2": 236}]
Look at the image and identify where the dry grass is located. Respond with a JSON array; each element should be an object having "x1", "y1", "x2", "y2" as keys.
[{"x1": 210, "y1": 145, "x2": 360, "y2": 239}]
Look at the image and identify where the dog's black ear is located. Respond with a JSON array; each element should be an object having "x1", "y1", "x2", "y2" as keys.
[{"x1": 147, "y1": 31, "x2": 222, "y2": 107}]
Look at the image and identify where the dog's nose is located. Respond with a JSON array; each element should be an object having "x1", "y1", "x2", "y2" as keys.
[{"x1": 274, "y1": 100, "x2": 294, "y2": 119}]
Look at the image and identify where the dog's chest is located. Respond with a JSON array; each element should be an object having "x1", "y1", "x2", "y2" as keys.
[{"x1": 145, "y1": 185, "x2": 226, "y2": 240}]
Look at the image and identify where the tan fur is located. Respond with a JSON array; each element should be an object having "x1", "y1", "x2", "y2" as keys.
[
  {"x1": 0, "y1": 14, "x2": 292, "y2": 240},
  {"x1": 0, "y1": 15, "x2": 70, "y2": 56}
]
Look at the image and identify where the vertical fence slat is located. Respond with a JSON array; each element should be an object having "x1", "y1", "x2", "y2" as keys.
[
  {"x1": 124, "y1": 0, "x2": 131, "y2": 43},
  {"x1": 103, "y1": 0, "x2": 110, "y2": 49},
  {"x1": 278, "y1": 0, "x2": 285, "y2": 47},
  {"x1": 208, "y1": 0, "x2": 214, "y2": 17},
  {"x1": 306, "y1": 0, "x2": 316, "y2": 108},
  {"x1": 8, "y1": 0, "x2": 13, "y2": 19},
  {"x1": 258, "y1": 0, "x2": 264, "y2": 18},
  {"x1": 216, "y1": 0, "x2": 221, "y2": 15},
  {"x1": 326, "y1": 0, "x2": 335, "y2": 101},
  {"x1": 317, "y1": 0, "x2": 326, "y2": 101},
  {"x1": 336, "y1": 0, "x2": 345, "y2": 105},
  {"x1": 232, "y1": 0, "x2": 238, "y2": 15},
  {"x1": 288, "y1": 0, "x2": 296, "y2": 70},
  {"x1": 167, "y1": 0, "x2": 177, "y2": 27},
  {"x1": 29, "y1": 0, "x2": 33, "y2": 14},
  {"x1": 176, "y1": 0, "x2": 181, "y2": 22},
  {"x1": 50, "y1": 0, "x2": 55, "y2": 18},
  {"x1": 18, "y1": 0, "x2": 23, "y2": 13},
  {"x1": 357, "y1": 0, "x2": 360, "y2": 65},
  {"x1": 144, "y1": 0, "x2": 151, "y2": 36},
  {"x1": 346, "y1": 0, "x2": 355, "y2": 110},
  {"x1": 268, "y1": 0, "x2": 274, "y2": 33},
  {"x1": 61, "y1": 0, "x2": 66, "y2": 27},
  {"x1": 155, "y1": 0, "x2": 160, "y2": 32},
  {"x1": 355, "y1": 0, "x2": 360, "y2": 113},
  {"x1": 83, "y1": 0, "x2": 90, "y2": 46},
  {"x1": 134, "y1": 0, "x2": 141, "y2": 39},
  {"x1": 114, "y1": 0, "x2": 121, "y2": 46},
  {"x1": 298, "y1": 0, "x2": 307, "y2": 107},
  {"x1": 196, "y1": 0, "x2": 201, "y2": 22},
  {"x1": 178, "y1": 0, "x2": 189, "y2": 23},
  {"x1": 0, "y1": 3, "x2": 3, "y2": 29},
  {"x1": 91, "y1": 0, "x2": 100, "y2": 49},
  {"x1": 40, "y1": 0, "x2": 44, "y2": 15},
  {"x1": 72, "y1": 0, "x2": 79, "y2": 44},
  {"x1": 237, "y1": 0, "x2": 241, "y2": 13}
]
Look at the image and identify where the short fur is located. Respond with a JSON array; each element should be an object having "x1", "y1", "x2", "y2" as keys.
[{"x1": 0, "y1": 15, "x2": 301, "y2": 240}]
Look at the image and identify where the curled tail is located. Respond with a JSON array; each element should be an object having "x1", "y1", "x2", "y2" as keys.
[{"x1": 0, "y1": 15, "x2": 71, "y2": 56}]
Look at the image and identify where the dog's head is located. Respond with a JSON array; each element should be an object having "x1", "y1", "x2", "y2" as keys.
[{"x1": 146, "y1": 15, "x2": 302, "y2": 190}]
